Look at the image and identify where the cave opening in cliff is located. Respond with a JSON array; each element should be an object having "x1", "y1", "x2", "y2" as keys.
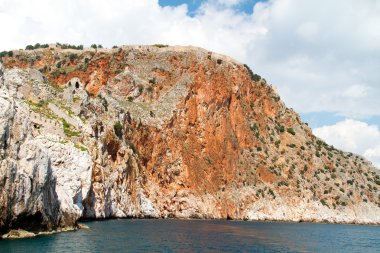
[{"x1": 11, "y1": 211, "x2": 46, "y2": 232}]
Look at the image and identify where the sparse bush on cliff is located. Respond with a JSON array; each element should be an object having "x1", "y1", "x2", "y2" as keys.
[
  {"x1": 0, "y1": 51, "x2": 13, "y2": 59},
  {"x1": 149, "y1": 78, "x2": 156, "y2": 85},
  {"x1": 91, "y1": 44, "x2": 97, "y2": 49},
  {"x1": 138, "y1": 84, "x2": 144, "y2": 93},
  {"x1": 62, "y1": 118, "x2": 80, "y2": 137},
  {"x1": 114, "y1": 121, "x2": 123, "y2": 138},
  {"x1": 146, "y1": 86, "x2": 154, "y2": 93},
  {"x1": 276, "y1": 125, "x2": 285, "y2": 133},
  {"x1": 268, "y1": 188, "x2": 276, "y2": 199},
  {"x1": 287, "y1": 128, "x2": 296, "y2": 135},
  {"x1": 57, "y1": 43, "x2": 83, "y2": 50},
  {"x1": 244, "y1": 64, "x2": 261, "y2": 82},
  {"x1": 74, "y1": 143, "x2": 88, "y2": 152},
  {"x1": 25, "y1": 45, "x2": 34, "y2": 50},
  {"x1": 153, "y1": 44, "x2": 168, "y2": 48},
  {"x1": 278, "y1": 181, "x2": 289, "y2": 187},
  {"x1": 25, "y1": 43, "x2": 49, "y2": 50},
  {"x1": 250, "y1": 123, "x2": 260, "y2": 138},
  {"x1": 69, "y1": 53, "x2": 77, "y2": 61}
]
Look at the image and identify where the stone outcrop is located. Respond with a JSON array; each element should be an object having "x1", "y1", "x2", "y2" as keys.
[
  {"x1": 0, "y1": 63, "x2": 92, "y2": 234},
  {"x1": 0, "y1": 44, "x2": 380, "y2": 236}
]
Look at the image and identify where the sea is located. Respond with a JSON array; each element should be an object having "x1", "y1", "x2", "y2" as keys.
[{"x1": 0, "y1": 219, "x2": 379, "y2": 252}]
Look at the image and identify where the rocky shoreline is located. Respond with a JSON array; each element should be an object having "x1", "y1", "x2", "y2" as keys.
[{"x1": 2, "y1": 216, "x2": 379, "y2": 240}]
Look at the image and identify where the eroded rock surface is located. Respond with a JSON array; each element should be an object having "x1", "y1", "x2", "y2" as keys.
[{"x1": 1, "y1": 45, "x2": 380, "y2": 235}]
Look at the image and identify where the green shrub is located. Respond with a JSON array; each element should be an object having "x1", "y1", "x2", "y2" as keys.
[
  {"x1": 91, "y1": 44, "x2": 97, "y2": 49},
  {"x1": 268, "y1": 188, "x2": 276, "y2": 199},
  {"x1": 287, "y1": 128, "x2": 296, "y2": 135},
  {"x1": 149, "y1": 78, "x2": 156, "y2": 85},
  {"x1": 146, "y1": 86, "x2": 154, "y2": 93},
  {"x1": 69, "y1": 53, "x2": 77, "y2": 61},
  {"x1": 114, "y1": 121, "x2": 123, "y2": 138},
  {"x1": 0, "y1": 51, "x2": 13, "y2": 58},
  {"x1": 62, "y1": 118, "x2": 80, "y2": 137},
  {"x1": 252, "y1": 74, "x2": 261, "y2": 82},
  {"x1": 128, "y1": 141, "x2": 138, "y2": 155},
  {"x1": 58, "y1": 43, "x2": 83, "y2": 50},
  {"x1": 153, "y1": 44, "x2": 168, "y2": 48},
  {"x1": 243, "y1": 64, "x2": 261, "y2": 82},
  {"x1": 74, "y1": 143, "x2": 88, "y2": 152},
  {"x1": 138, "y1": 84, "x2": 144, "y2": 93},
  {"x1": 278, "y1": 181, "x2": 289, "y2": 187},
  {"x1": 26, "y1": 45, "x2": 34, "y2": 50}
]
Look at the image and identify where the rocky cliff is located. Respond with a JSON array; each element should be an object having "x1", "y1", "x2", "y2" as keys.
[{"x1": 1, "y1": 44, "x2": 380, "y2": 236}]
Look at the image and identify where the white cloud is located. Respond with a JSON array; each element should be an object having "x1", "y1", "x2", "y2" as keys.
[
  {"x1": 214, "y1": 0, "x2": 244, "y2": 6},
  {"x1": 314, "y1": 119, "x2": 380, "y2": 168},
  {"x1": 247, "y1": 0, "x2": 380, "y2": 119},
  {"x1": 364, "y1": 147, "x2": 380, "y2": 167},
  {"x1": 296, "y1": 22, "x2": 320, "y2": 41},
  {"x1": 342, "y1": 84, "x2": 371, "y2": 99}
]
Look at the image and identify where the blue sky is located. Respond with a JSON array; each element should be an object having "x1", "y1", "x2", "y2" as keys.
[
  {"x1": 159, "y1": 0, "x2": 258, "y2": 15},
  {"x1": 0, "y1": 0, "x2": 379, "y2": 166}
]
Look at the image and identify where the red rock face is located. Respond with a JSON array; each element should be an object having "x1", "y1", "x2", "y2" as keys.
[{"x1": 2, "y1": 45, "x2": 380, "y2": 223}]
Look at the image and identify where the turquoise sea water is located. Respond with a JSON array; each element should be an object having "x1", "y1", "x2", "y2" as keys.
[{"x1": 1, "y1": 219, "x2": 380, "y2": 252}]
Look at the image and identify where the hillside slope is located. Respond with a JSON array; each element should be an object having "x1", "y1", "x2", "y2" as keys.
[{"x1": 1, "y1": 44, "x2": 379, "y2": 236}]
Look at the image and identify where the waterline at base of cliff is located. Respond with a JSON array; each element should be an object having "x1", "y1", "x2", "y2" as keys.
[{"x1": 1, "y1": 219, "x2": 380, "y2": 252}]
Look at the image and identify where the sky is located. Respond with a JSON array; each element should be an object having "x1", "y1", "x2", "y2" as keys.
[{"x1": 0, "y1": 0, "x2": 379, "y2": 167}]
